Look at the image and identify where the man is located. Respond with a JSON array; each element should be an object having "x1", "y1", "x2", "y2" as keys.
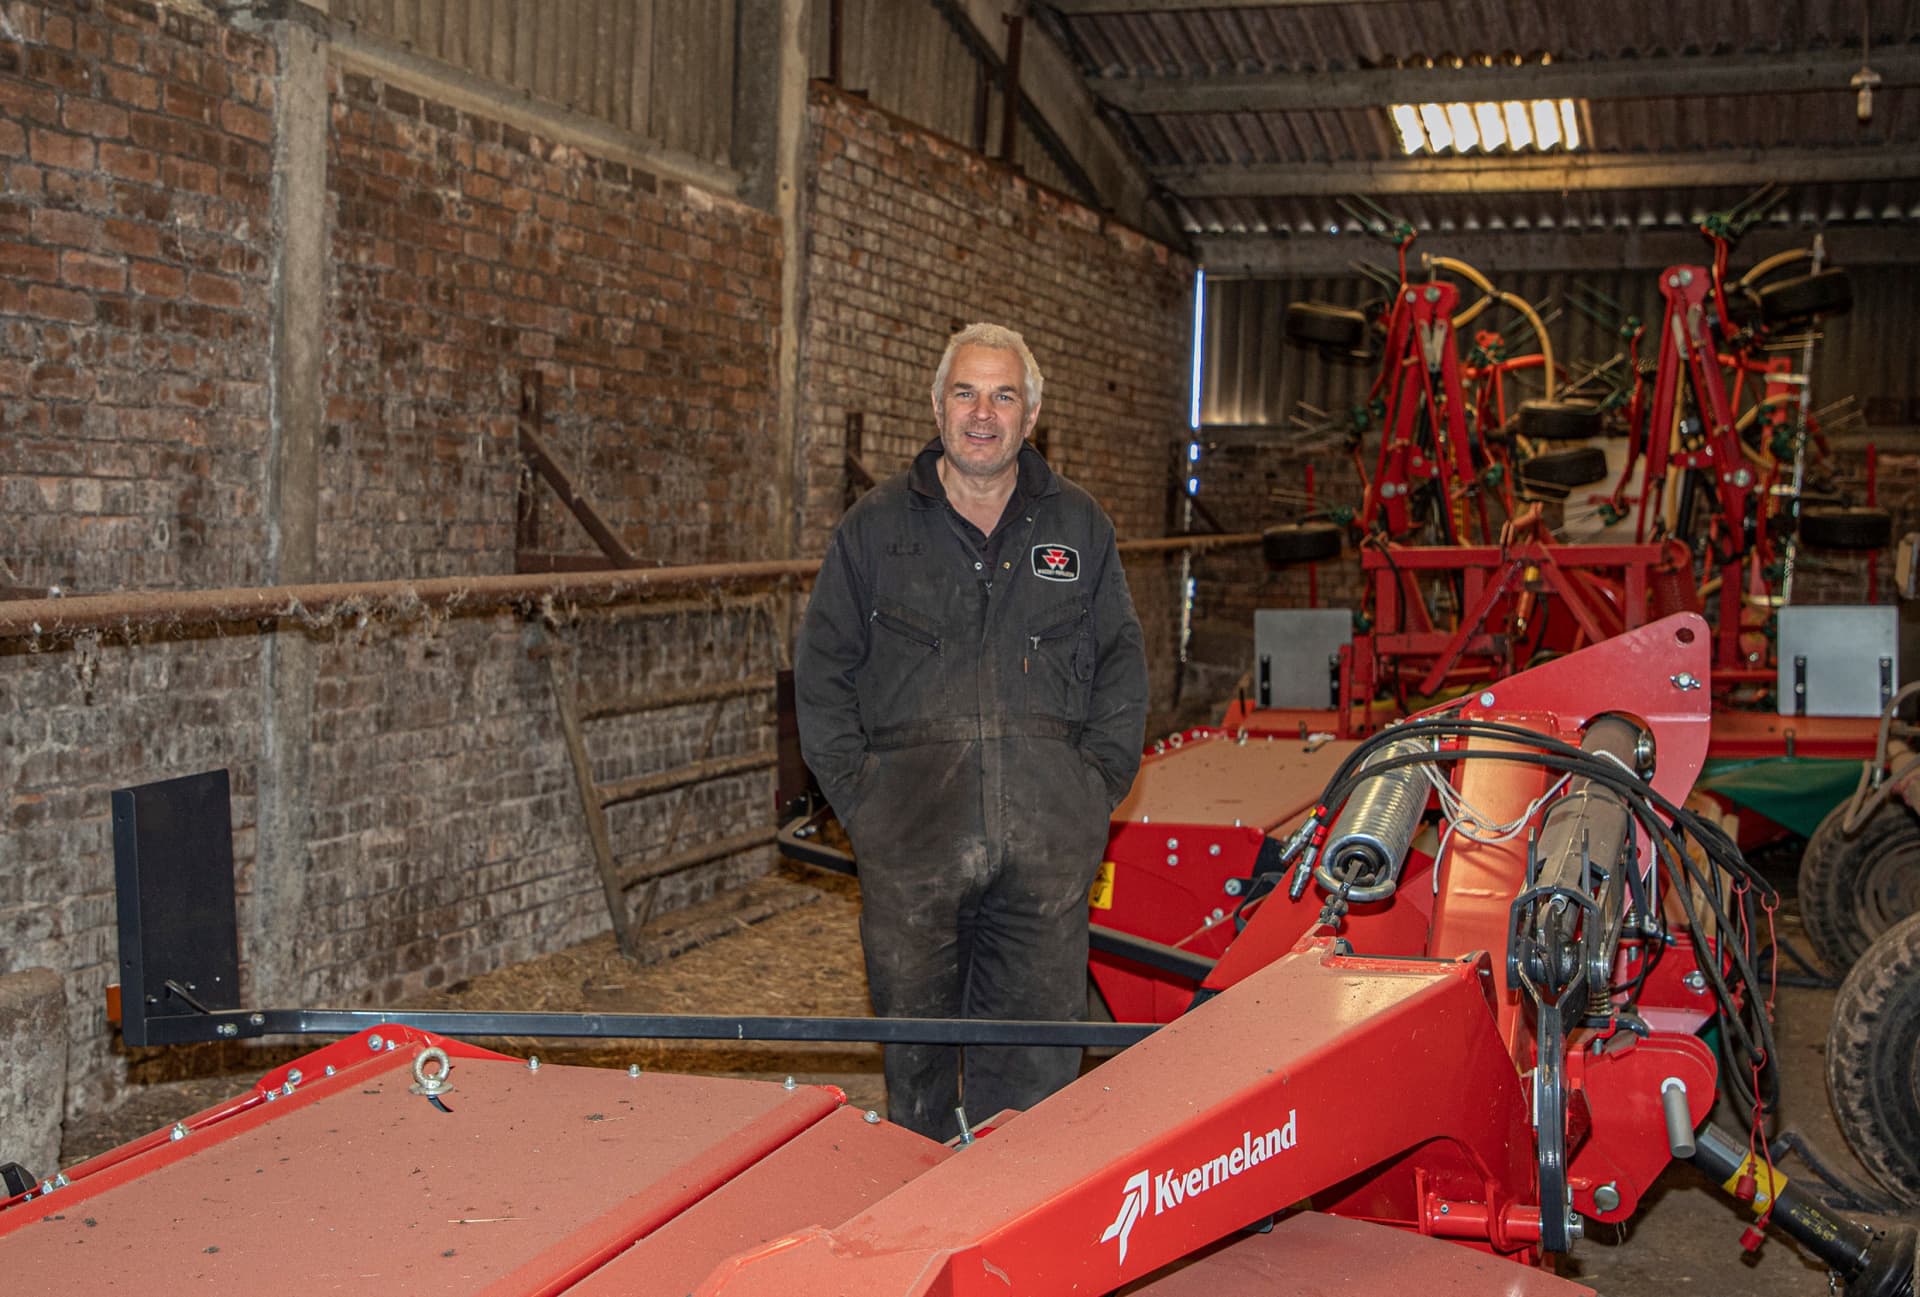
[{"x1": 795, "y1": 322, "x2": 1149, "y2": 1141}]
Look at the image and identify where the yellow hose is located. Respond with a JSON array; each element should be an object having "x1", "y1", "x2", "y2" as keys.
[
  {"x1": 1735, "y1": 248, "x2": 1811, "y2": 289},
  {"x1": 1428, "y1": 256, "x2": 1557, "y2": 401}
]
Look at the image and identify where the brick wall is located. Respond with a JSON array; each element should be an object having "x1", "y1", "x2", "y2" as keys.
[
  {"x1": 0, "y1": 0, "x2": 787, "y2": 1123},
  {"x1": 1, "y1": 0, "x2": 279, "y2": 1119},
  {"x1": 797, "y1": 86, "x2": 1195, "y2": 721}
]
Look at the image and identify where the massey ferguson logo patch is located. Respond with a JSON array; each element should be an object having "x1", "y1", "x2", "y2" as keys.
[
  {"x1": 1100, "y1": 1110, "x2": 1299, "y2": 1266},
  {"x1": 1032, "y1": 544, "x2": 1080, "y2": 581}
]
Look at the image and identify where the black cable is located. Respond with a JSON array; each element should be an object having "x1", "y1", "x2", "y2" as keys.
[{"x1": 1298, "y1": 716, "x2": 1783, "y2": 1116}]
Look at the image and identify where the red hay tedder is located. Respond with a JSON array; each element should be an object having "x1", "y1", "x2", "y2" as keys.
[{"x1": 6, "y1": 617, "x2": 1914, "y2": 1295}]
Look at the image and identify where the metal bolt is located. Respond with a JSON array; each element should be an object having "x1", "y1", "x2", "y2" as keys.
[
  {"x1": 1423, "y1": 286, "x2": 1441, "y2": 302},
  {"x1": 1683, "y1": 970, "x2": 1707, "y2": 993},
  {"x1": 216, "y1": 1023, "x2": 237, "y2": 1037},
  {"x1": 1211, "y1": 908, "x2": 1225, "y2": 921},
  {"x1": 1439, "y1": 1203, "x2": 1450, "y2": 1214},
  {"x1": 1732, "y1": 468, "x2": 1752, "y2": 489},
  {"x1": 369, "y1": 1035, "x2": 385, "y2": 1052},
  {"x1": 1670, "y1": 672, "x2": 1702, "y2": 691},
  {"x1": 1224, "y1": 878, "x2": 1244, "y2": 896},
  {"x1": 41, "y1": 1179, "x2": 53, "y2": 1195},
  {"x1": 1594, "y1": 1182, "x2": 1621, "y2": 1212},
  {"x1": 1479, "y1": 691, "x2": 1496, "y2": 706},
  {"x1": 249, "y1": 1013, "x2": 265, "y2": 1027},
  {"x1": 628, "y1": 1064, "x2": 641, "y2": 1078},
  {"x1": 386, "y1": 1039, "x2": 397, "y2": 1051},
  {"x1": 286, "y1": 1069, "x2": 303, "y2": 1085},
  {"x1": 1166, "y1": 853, "x2": 1179, "y2": 866},
  {"x1": 265, "y1": 1088, "x2": 279, "y2": 1102},
  {"x1": 783, "y1": 1076, "x2": 796, "y2": 1090},
  {"x1": 1166, "y1": 838, "x2": 1179, "y2": 849},
  {"x1": 528, "y1": 1056, "x2": 542, "y2": 1071},
  {"x1": 170, "y1": 1122, "x2": 188, "y2": 1142},
  {"x1": 1209, "y1": 844, "x2": 1221, "y2": 856},
  {"x1": 1404, "y1": 290, "x2": 1417, "y2": 303},
  {"x1": 863, "y1": 1110, "x2": 881, "y2": 1124},
  {"x1": 324, "y1": 1065, "x2": 337, "y2": 1077},
  {"x1": 1678, "y1": 269, "x2": 1694, "y2": 285}
]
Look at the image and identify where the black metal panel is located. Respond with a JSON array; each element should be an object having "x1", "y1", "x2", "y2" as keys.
[{"x1": 111, "y1": 770, "x2": 240, "y2": 1047}]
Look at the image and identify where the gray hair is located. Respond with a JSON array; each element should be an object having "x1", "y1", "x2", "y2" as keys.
[{"x1": 931, "y1": 322, "x2": 1044, "y2": 409}]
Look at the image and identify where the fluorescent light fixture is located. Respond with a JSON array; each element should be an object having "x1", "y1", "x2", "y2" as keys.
[{"x1": 1389, "y1": 97, "x2": 1585, "y2": 155}]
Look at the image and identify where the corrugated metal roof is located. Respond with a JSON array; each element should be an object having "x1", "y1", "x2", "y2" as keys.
[
  {"x1": 1051, "y1": 0, "x2": 1920, "y2": 239},
  {"x1": 1066, "y1": 1, "x2": 1916, "y2": 78}
]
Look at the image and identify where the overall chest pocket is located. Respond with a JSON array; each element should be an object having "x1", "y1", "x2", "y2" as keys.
[
  {"x1": 1023, "y1": 600, "x2": 1093, "y2": 719},
  {"x1": 861, "y1": 595, "x2": 948, "y2": 731}
]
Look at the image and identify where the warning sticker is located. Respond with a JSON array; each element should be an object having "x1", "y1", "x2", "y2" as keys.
[{"x1": 1088, "y1": 860, "x2": 1116, "y2": 910}]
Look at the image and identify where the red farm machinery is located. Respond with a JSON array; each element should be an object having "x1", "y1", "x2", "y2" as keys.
[{"x1": 5, "y1": 618, "x2": 1915, "y2": 1295}]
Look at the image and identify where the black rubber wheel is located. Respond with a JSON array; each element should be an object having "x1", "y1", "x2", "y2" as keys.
[
  {"x1": 1757, "y1": 267, "x2": 1853, "y2": 324},
  {"x1": 1800, "y1": 799, "x2": 1920, "y2": 974},
  {"x1": 1261, "y1": 521, "x2": 1344, "y2": 567},
  {"x1": 1520, "y1": 445, "x2": 1609, "y2": 491},
  {"x1": 1827, "y1": 910, "x2": 1920, "y2": 1207},
  {"x1": 1800, "y1": 505, "x2": 1894, "y2": 551},
  {"x1": 1284, "y1": 301, "x2": 1368, "y2": 351},
  {"x1": 1518, "y1": 400, "x2": 1605, "y2": 443}
]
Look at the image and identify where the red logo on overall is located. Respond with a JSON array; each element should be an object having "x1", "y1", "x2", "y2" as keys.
[{"x1": 1032, "y1": 544, "x2": 1081, "y2": 581}]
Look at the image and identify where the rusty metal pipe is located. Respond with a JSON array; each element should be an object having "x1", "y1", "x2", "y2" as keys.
[{"x1": 0, "y1": 536, "x2": 1261, "y2": 643}]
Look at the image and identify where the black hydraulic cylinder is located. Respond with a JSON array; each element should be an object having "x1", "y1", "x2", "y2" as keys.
[{"x1": 1690, "y1": 1122, "x2": 1917, "y2": 1294}]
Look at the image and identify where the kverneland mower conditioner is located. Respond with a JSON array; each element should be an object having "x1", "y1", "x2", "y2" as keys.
[{"x1": 4, "y1": 617, "x2": 1913, "y2": 1295}]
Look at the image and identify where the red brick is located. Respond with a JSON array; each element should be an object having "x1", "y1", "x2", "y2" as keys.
[
  {"x1": 30, "y1": 128, "x2": 95, "y2": 172},
  {"x1": 61, "y1": 251, "x2": 127, "y2": 294},
  {"x1": 161, "y1": 81, "x2": 217, "y2": 125},
  {"x1": 104, "y1": 67, "x2": 159, "y2": 111},
  {"x1": 24, "y1": 285, "x2": 95, "y2": 324},
  {"x1": 0, "y1": 79, "x2": 60, "y2": 127},
  {"x1": 98, "y1": 140, "x2": 159, "y2": 184},
  {"x1": 100, "y1": 218, "x2": 163, "y2": 259},
  {"x1": 29, "y1": 208, "x2": 99, "y2": 249},
  {"x1": 29, "y1": 364, "x2": 92, "y2": 401},
  {"x1": 185, "y1": 271, "x2": 243, "y2": 309},
  {"x1": 0, "y1": 119, "x2": 23, "y2": 158},
  {"x1": 42, "y1": 13, "x2": 76, "y2": 50},
  {"x1": 1, "y1": 239, "x2": 61, "y2": 282},
  {"x1": 25, "y1": 47, "x2": 92, "y2": 95},
  {"x1": 63, "y1": 99, "x2": 131, "y2": 140},
  {"x1": 218, "y1": 100, "x2": 270, "y2": 144}
]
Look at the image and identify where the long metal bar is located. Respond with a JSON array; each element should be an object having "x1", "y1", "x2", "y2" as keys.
[
  {"x1": 138, "y1": 1007, "x2": 1158, "y2": 1048},
  {"x1": 4, "y1": 535, "x2": 1258, "y2": 641},
  {"x1": 1097, "y1": 49, "x2": 1920, "y2": 115},
  {"x1": 0, "y1": 561, "x2": 821, "y2": 641},
  {"x1": 1157, "y1": 146, "x2": 1919, "y2": 197},
  {"x1": 517, "y1": 420, "x2": 641, "y2": 569}
]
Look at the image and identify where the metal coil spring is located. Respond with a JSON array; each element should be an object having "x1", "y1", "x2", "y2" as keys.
[{"x1": 1315, "y1": 736, "x2": 1431, "y2": 903}]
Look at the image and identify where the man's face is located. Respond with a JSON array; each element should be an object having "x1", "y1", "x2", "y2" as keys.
[{"x1": 935, "y1": 344, "x2": 1039, "y2": 483}]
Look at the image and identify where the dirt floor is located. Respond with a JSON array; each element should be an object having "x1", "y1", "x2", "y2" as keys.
[{"x1": 59, "y1": 856, "x2": 1911, "y2": 1296}]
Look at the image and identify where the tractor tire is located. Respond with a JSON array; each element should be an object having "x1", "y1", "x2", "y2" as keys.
[
  {"x1": 1284, "y1": 302, "x2": 1368, "y2": 352},
  {"x1": 1799, "y1": 505, "x2": 1894, "y2": 551},
  {"x1": 1262, "y1": 521, "x2": 1344, "y2": 567},
  {"x1": 1827, "y1": 910, "x2": 1920, "y2": 1206},
  {"x1": 1799, "y1": 799, "x2": 1920, "y2": 974},
  {"x1": 1518, "y1": 400, "x2": 1605, "y2": 443},
  {"x1": 1520, "y1": 445, "x2": 1609, "y2": 491},
  {"x1": 1757, "y1": 268, "x2": 1852, "y2": 324}
]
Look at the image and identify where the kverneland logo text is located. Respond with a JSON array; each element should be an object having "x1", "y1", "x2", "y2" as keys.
[{"x1": 1101, "y1": 1110, "x2": 1299, "y2": 1264}]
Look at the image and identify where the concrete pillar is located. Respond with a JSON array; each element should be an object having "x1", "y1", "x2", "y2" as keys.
[
  {"x1": 251, "y1": 15, "x2": 329, "y2": 1005},
  {"x1": 0, "y1": 969, "x2": 67, "y2": 1180}
]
